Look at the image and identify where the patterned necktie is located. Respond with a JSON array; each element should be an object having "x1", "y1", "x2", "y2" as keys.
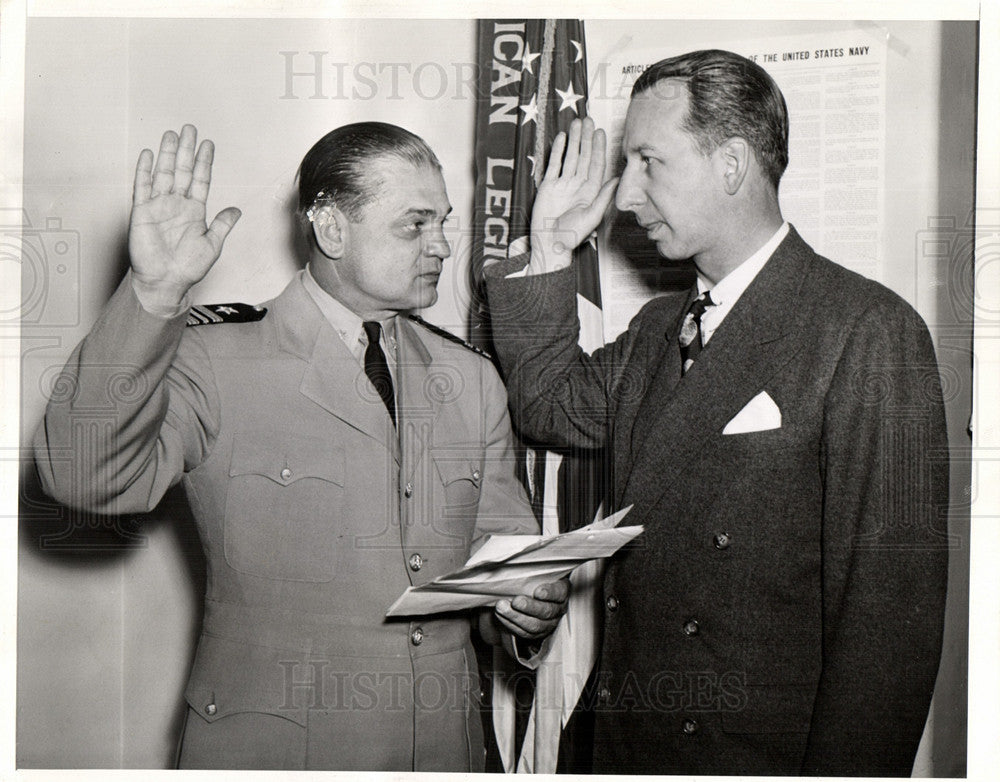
[
  {"x1": 362, "y1": 321, "x2": 396, "y2": 426},
  {"x1": 678, "y1": 291, "x2": 714, "y2": 374}
]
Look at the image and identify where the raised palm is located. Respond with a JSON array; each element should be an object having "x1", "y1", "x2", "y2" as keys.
[
  {"x1": 129, "y1": 125, "x2": 241, "y2": 304},
  {"x1": 530, "y1": 117, "x2": 618, "y2": 271}
]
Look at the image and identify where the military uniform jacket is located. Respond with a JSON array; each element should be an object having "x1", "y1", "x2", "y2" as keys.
[
  {"x1": 485, "y1": 227, "x2": 949, "y2": 776},
  {"x1": 34, "y1": 271, "x2": 538, "y2": 771}
]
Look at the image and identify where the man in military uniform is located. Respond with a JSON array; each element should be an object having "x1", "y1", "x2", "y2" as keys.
[{"x1": 33, "y1": 122, "x2": 566, "y2": 770}]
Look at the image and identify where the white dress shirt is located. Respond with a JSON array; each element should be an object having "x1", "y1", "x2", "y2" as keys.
[{"x1": 697, "y1": 222, "x2": 789, "y2": 345}]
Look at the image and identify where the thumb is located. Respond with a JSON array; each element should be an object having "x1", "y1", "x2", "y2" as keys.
[
  {"x1": 579, "y1": 177, "x2": 619, "y2": 235},
  {"x1": 205, "y1": 207, "x2": 242, "y2": 253}
]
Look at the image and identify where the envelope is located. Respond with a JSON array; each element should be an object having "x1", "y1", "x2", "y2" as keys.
[
  {"x1": 722, "y1": 390, "x2": 781, "y2": 434},
  {"x1": 385, "y1": 506, "x2": 639, "y2": 617}
]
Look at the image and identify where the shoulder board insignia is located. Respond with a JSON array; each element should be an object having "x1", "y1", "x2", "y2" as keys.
[
  {"x1": 186, "y1": 303, "x2": 268, "y2": 327},
  {"x1": 408, "y1": 314, "x2": 492, "y2": 359}
]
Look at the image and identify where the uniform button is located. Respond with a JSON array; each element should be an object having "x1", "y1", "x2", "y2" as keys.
[
  {"x1": 404, "y1": 482, "x2": 413, "y2": 498},
  {"x1": 713, "y1": 532, "x2": 732, "y2": 549},
  {"x1": 606, "y1": 595, "x2": 619, "y2": 612},
  {"x1": 408, "y1": 553, "x2": 423, "y2": 571},
  {"x1": 598, "y1": 687, "x2": 611, "y2": 704},
  {"x1": 205, "y1": 703, "x2": 217, "y2": 716},
  {"x1": 280, "y1": 468, "x2": 292, "y2": 480},
  {"x1": 682, "y1": 717, "x2": 699, "y2": 735},
  {"x1": 683, "y1": 618, "x2": 700, "y2": 636},
  {"x1": 472, "y1": 469, "x2": 482, "y2": 481},
  {"x1": 410, "y1": 627, "x2": 424, "y2": 646}
]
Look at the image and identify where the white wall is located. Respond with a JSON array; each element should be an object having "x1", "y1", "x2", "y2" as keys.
[{"x1": 17, "y1": 16, "x2": 973, "y2": 774}]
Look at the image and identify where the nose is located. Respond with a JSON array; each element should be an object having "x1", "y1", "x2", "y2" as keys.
[
  {"x1": 425, "y1": 224, "x2": 452, "y2": 260},
  {"x1": 615, "y1": 160, "x2": 645, "y2": 213}
]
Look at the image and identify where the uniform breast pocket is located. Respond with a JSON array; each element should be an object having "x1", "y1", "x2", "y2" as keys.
[
  {"x1": 224, "y1": 431, "x2": 345, "y2": 582},
  {"x1": 430, "y1": 449, "x2": 484, "y2": 544}
]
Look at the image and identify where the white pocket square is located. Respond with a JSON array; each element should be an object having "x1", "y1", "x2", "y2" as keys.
[{"x1": 723, "y1": 391, "x2": 782, "y2": 434}]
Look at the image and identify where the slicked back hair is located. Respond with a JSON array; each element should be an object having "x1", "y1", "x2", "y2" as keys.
[
  {"x1": 297, "y1": 121, "x2": 441, "y2": 221},
  {"x1": 632, "y1": 49, "x2": 789, "y2": 189}
]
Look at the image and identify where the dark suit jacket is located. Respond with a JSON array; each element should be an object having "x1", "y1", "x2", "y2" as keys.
[
  {"x1": 486, "y1": 227, "x2": 949, "y2": 776},
  {"x1": 34, "y1": 271, "x2": 538, "y2": 771}
]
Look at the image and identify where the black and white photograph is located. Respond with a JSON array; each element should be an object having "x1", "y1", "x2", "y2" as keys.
[{"x1": 2, "y1": 0, "x2": 997, "y2": 778}]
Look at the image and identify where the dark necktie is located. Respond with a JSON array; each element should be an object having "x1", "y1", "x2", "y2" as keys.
[
  {"x1": 362, "y1": 320, "x2": 396, "y2": 426},
  {"x1": 678, "y1": 291, "x2": 714, "y2": 374}
]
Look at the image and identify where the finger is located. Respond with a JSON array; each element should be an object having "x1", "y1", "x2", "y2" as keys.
[
  {"x1": 189, "y1": 139, "x2": 216, "y2": 204},
  {"x1": 132, "y1": 148, "x2": 154, "y2": 207},
  {"x1": 561, "y1": 119, "x2": 583, "y2": 178},
  {"x1": 510, "y1": 594, "x2": 565, "y2": 621},
  {"x1": 151, "y1": 130, "x2": 179, "y2": 196},
  {"x1": 495, "y1": 600, "x2": 554, "y2": 639},
  {"x1": 576, "y1": 118, "x2": 596, "y2": 179},
  {"x1": 586, "y1": 126, "x2": 608, "y2": 185},
  {"x1": 581, "y1": 177, "x2": 620, "y2": 229},
  {"x1": 204, "y1": 207, "x2": 242, "y2": 255},
  {"x1": 534, "y1": 579, "x2": 570, "y2": 604},
  {"x1": 172, "y1": 124, "x2": 198, "y2": 195},
  {"x1": 543, "y1": 132, "x2": 567, "y2": 182}
]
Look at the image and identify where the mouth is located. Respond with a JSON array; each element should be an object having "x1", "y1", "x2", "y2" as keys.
[{"x1": 640, "y1": 221, "x2": 664, "y2": 239}]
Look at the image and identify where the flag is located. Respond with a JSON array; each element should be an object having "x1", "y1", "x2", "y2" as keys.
[{"x1": 472, "y1": 19, "x2": 608, "y2": 773}]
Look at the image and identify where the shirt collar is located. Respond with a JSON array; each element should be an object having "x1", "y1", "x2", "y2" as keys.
[
  {"x1": 696, "y1": 222, "x2": 789, "y2": 306},
  {"x1": 301, "y1": 265, "x2": 396, "y2": 352}
]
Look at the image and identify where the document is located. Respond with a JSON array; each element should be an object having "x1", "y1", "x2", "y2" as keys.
[{"x1": 386, "y1": 506, "x2": 639, "y2": 617}]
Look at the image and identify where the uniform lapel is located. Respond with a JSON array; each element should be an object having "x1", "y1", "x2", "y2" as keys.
[
  {"x1": 396, "y1": 317, "x2": 441, "y2": 484},
  {"x1": 619, "y1": 230, "x2": 813, "y2": 526},
  {"x1": 272, "y1": 273, "x2": 399, "y2": 456}
]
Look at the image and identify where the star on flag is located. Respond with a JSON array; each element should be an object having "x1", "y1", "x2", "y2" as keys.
[
  {"x1": 520, "y1": 93, "x2": 539, "y2": 125},
  {"x1": 521, "y1": 42, "x2": 541, "y2": 74},
  {"x1": 555, "y1": 81, "x2": 583, "y2": 114},
  {"x1": 570, "y1": 40, "x2": 584, "y2": 63}
]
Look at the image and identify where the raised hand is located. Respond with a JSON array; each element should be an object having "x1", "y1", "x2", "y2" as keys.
[
  {"x1": 129, "y1": 125, "x2": 241, "y2": 308},
  {"x1": 529, "y1": 117, "x2": 618, "y2": 273}
]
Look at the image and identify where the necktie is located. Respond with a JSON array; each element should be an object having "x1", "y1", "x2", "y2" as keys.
[
  {"x1": 362, "y1": 321, "x2": 396, "y2": 426},
  {"x1": 678, "y1": 291, "x2": 714, "y2": 374}
]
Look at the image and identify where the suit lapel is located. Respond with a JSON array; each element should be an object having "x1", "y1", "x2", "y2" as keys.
[
  {"x1": 618, "y1": 229, "x2": 814, "y2": 525},
  {"x1": 272, "y1": 273, "x2": 399, "y2": 456},
  {"x1": 613, "y1": 292, "x2": 689, "y2": 502}
]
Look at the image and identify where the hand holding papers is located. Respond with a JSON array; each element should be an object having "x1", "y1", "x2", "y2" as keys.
[{"x1": 386, "y1": 505, "x2": 639, "y2": 617}]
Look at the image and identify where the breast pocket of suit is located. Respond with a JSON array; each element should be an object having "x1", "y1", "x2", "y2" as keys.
[
  {"x1": 430, "y1": 449, "x2": 484, "y2": 546},
  {"x1": 225, "y1": 431, "x2": 345, "y2": 582}
]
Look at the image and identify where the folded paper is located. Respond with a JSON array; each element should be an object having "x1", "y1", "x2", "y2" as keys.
[{"x1": 386, "y1": 505, "x2": 638, "y2": 617}]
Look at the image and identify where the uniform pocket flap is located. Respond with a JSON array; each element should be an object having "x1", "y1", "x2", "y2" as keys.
[
  {"x1": 229, "y1": 430, "x2": 344, "y2": 486},
  {"x1": 432, "y1": 451, "x2": 483, "y2": 487}
]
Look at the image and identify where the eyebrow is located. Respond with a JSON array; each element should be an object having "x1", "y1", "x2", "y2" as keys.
[{"x1": 401, "y1": 206, "x2": 453, "y2": 219}]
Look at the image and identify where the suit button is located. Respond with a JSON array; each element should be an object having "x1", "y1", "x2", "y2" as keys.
[
  {"x1": 598, "y1": 687, "x2": 611, "y2": 704},
  {"x1": 713, "y1": 532, "x2": 732, "y2": 549},
  {"x1": 408, "y1": 553, "x2": 423, "y2": 571},
  {"x1": 682, "y1": 618, "x2": 700, "y2": 636},
  {"x1": 280, "y1": 468, "x2": 292, "y2": 480},
  {"x1": 606, "y1": 595, "x2": 619, "y2": 612},
  {"x1": 404, "y1": 482, "x2": 413, "y2": 498},
  {"x1": 410, "y1": 627, "x2": 424, "y2": 646},
  {"x1": 205, "y1": 703, "x2": 217, "y2": 716},
  {"x1": 682, "y1": 717, "x2": 699, "y2": 735}
]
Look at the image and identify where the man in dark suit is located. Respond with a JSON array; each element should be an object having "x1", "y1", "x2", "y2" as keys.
[
  {"x1": 33, "y1": 122, "x2": 568, "y2": 770},
  {"x1": 485, "y1": 49, "x2": 949, "y2": 776}
]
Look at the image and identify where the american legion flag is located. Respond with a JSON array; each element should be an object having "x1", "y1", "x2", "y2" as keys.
[{"x1": 471, "y1": 19, "x2": 609, "y2": 773}]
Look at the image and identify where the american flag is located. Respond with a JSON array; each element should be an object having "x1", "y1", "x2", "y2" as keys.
[{"x1": 472, "y1": 18, "x2": 607, "y2": 773}]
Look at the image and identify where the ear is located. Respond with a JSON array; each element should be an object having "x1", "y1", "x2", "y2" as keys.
[
  {"x1": 717, "y1": 137, "x2": 751, "y2": 195},
  {"x1": 311, "y1": 204, "x2": 350, "y2": 259}
]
